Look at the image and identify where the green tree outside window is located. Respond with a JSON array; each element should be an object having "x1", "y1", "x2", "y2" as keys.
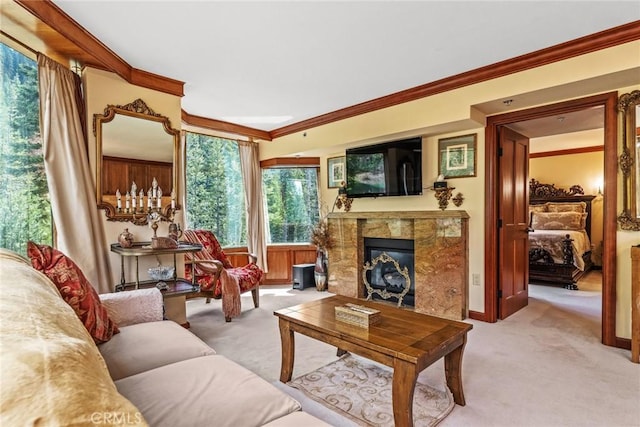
[{"x1": 0, "y1": 43, "x2": 52, "y2": 255}]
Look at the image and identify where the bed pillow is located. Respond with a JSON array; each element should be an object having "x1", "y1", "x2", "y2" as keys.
[
  {"x1": 546, "y1": 201, "x2": 587, "y2": 213},
  {"x1": 529, "y1": 204, "x2": 548, "y2": 213},
  {"x1": 528, "y1": 204, "x2": 548, "y2": 227},
  {"x1": 26, "y1": 241, "x2": 119, "y2": 344},
  {"x1": 530, "y1": 212, "x2": 586, "y2": 230}
]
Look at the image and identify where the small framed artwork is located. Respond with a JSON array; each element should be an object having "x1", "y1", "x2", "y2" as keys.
[
  {"x1": 438, "y1": 134, "x2": 477, "y2": 178},
  {"x1": 327, "y1": 156, "x2": 345, "y2": 188}
]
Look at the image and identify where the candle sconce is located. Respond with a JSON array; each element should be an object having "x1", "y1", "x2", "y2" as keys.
[
  {"x1": 452, "y1": 192, "x2": 464, "y2": 207},
  {"x1": 431, "y1": 187, "x2": 455, "y2": 210},
  {"x1": 332, "y1": 181, "x2": 354, "y2": 212}
]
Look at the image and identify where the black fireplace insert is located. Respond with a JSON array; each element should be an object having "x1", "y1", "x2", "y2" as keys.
[{"x1": 363, "y1": 237, "x2": 415, "y2": 306}]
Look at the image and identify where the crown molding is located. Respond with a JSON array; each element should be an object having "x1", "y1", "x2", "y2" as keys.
[
  {"x1": 181, "y1": 110, "x2": 272, "y2": 141},
  {"x1": 11, "y1": 1, "x2": 639, "y2": 141},
  {"x1": 269, "y1": 20, "x2": 640, "y2": 139},
  {"x1": 529, "y1": 145, "x2": 604, "y2": 159},
  {"x1": 14, "y1": 0, "x2": 184, "y2": 97}
]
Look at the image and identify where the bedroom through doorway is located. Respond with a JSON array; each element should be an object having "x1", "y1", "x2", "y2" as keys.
[{"x1": 511, "y1": 105, "x2": 605, "y2": 335}]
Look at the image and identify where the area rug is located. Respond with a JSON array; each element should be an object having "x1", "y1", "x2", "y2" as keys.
[{"x1": 287, "y1": 354, "x2": 454, "y2": 427}]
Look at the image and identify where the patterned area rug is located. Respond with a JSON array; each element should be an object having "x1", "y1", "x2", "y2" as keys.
[{"x1": 288, "y1": 354, "x2": 454, "y2": 427}]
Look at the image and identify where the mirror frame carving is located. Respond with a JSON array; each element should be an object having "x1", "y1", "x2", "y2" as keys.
[
  {"x1": 93, "y1": 99, "x2": 180, "y2": 224},
  {"x1": 617, "y1": 90, "x2": 640, "y2": 231}
]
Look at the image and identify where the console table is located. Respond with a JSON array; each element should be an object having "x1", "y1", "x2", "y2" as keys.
[{"x1": 110, "y1": 242, "x2": 202, "y2": 295}]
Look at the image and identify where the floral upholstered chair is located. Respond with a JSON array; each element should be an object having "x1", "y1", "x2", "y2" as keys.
[{"x1": 183, "y1": 229, "x2": 263, "y2": 322}]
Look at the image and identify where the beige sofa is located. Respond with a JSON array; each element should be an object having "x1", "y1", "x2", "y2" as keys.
[{"x1": 0, "y1": 249, "x2": 327, "y2": 426}]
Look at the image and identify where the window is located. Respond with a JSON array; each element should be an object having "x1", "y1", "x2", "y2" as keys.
[
  {"x1": 262, "y1": 168, "x2": 320, "y2": 243},
  {"x1": 0, "y1": 43, "x2": 52, "y2": 255},
  {"x1": 185, "y1": 132, "x2": 246, "y2": 246}
]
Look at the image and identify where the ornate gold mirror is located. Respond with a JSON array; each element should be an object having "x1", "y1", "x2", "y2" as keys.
[
  {"x1": 618, "y1": 90, "x2": 640, "y2": 231},
  {"x1": 94, "y1": 99, "x2": 180, "y2": 224}
]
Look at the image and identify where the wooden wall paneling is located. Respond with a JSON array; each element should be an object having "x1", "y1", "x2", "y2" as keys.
[
  {"x1": 148, "y1": 163, "x2": 173, "y2": 193},
  {"x1": 294, "y1": 249, "x2": 316, "y2": 265},
  {"x1": 264, "y1": 248, "x2": 293, "y2": 285},
  {"x1": 219, "y1": 245, "x2": 316, "y2": 285},
  {"x1": 129, "y1": 163, "x2": 148, "y2": 192},
  {"x1": 102, "y1": 157, "x2": 129, "y2": 195},
  {"x1": 102, "y1": 156, "x2": 172, "y2": 196}
]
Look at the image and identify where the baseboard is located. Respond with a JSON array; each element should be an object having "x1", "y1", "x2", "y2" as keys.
[
  {"x1": 469, "y1": 310, "x2": 493, "y2": 322},
  {"x1": 615, "y1": 337, "x2": 631, "y2": 350}
]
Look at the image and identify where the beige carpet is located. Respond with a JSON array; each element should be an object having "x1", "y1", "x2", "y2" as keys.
[
  {"x1": 287, "y1": 353, "x2": 454, "y2": 427},
  {"x1": 186, "y1": 272, "x2": 640, "y2": 427}
]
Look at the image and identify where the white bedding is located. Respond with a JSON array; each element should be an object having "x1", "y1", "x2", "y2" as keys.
[{"x1": 529, "y1": 229, "x2": 591, "y2": 271}]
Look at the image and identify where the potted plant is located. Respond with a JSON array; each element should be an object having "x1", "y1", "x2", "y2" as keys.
[{"x1": 310, "y1": 218, "x2": 333, "y2": 291}]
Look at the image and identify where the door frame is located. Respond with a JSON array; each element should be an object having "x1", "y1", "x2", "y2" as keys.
[{"x1": 481, "y1": 91, "x2": 618, "y2": 347}]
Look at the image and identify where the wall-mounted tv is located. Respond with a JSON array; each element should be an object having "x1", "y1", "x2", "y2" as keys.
[{"x1": 345, "y1": 137, "x2": 422, "y2": 198}]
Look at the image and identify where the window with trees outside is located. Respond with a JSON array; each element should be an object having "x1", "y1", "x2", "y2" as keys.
[
  {"x1": 263, "y1": 168, "x2": 320, "y2": 244},
  {"x1": 0, "y1": 43, "x2": 52, "y2": 255},
  {"x1": 185, "y1": 132, "x2": 246, "y2": 247}
]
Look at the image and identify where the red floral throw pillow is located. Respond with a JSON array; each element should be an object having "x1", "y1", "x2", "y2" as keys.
[{"x1": 26, "y1": 241, "x2": 119, "y2": 344}]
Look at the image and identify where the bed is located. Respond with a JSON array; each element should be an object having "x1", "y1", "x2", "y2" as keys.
[{"x1": 528, "y1": 179, "x2": 596, "y2": 290}]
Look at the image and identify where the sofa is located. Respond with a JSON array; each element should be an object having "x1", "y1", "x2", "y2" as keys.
[{"x1": 0, "y1": 248, "x2": 328, "y2": 426}]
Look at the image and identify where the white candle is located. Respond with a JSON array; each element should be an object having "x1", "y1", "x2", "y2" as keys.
[
  {"x1": 131, "y1": 195, "x2": 136, "y2": 210},
  {"x1": 117, "y1": 198, "x2": 122, "y2": 209},
  {"x1": 139, "y1": 190, "x2": 144, "y2": 208},
  {"x1": 116, "y1": 189, "x2": 121, "y2": 209},
  {"x1": 171, "y1": 199, "x2": 176, "y2": 210},
  {"x1": 147, "y1": 190, "x2": 152, "y2": 208}
]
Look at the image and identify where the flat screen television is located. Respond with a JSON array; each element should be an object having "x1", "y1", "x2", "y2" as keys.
[{"x1": 345, "y1": 137, "x2": 422, "y2": 198}]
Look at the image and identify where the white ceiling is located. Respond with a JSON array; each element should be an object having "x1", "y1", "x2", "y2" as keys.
[{"x1": 52, "y1": 1, "x2": 639, "y2": 133}]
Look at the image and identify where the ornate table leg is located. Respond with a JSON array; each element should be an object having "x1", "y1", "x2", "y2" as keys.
[
  {"x1": 445, "y1": 334, "x2": 468, "y2": 406},
  {"x1": 117, "y1": 255, "x2": 126, "y2": 292},
  {"x1": 278, "y1": 318, "x2": 295, "y2": 382},
  {"x1": 392, "y1": 358, "x2": 418, "y2": 427}
]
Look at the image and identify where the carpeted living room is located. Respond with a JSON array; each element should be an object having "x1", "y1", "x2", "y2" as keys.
[{"x1": 185, "y1": 271, "x2": 639, "y2": 427}]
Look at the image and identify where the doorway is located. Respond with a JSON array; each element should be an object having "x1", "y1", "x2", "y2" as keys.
[{"x1": 482, "y1": 92, "x2": 618, "y2": 347}]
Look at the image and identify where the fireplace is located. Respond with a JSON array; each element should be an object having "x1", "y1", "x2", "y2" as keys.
[
  {"x1": 326, "y1": 211, "x2": 469, "y2": 320},
  {"x1": 363, "y1": 237, "x2": 415, "y2": 307}
]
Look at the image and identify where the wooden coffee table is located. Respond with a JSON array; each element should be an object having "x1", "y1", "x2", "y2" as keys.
[{"x1": 274, "y1": 295, "x2": 473, "y2": 427}]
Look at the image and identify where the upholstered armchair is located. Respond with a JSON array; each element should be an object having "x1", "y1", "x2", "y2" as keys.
[{"x1": 182, "y1": 229, "x2": 263, "y2": 322}]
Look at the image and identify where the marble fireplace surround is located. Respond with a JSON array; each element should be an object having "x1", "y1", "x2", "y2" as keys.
[{"x1": 326, "y1": 210, "x2": 469, "y2": 320}]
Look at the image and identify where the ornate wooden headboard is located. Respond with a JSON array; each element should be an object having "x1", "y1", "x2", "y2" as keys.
[{"x1": 529, "y1": 179, "x2": 596, "y2": 239}]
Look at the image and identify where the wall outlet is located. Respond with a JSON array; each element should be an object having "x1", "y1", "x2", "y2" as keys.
[{"x1": 472, "y1": 273, "x2": 481, "y2": 286}]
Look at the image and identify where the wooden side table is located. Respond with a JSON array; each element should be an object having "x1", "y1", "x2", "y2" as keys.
[
  {"x1": 110, "y1": 241, "x2": 202, "y2": 293},
  {"x1": 631, "y1": 246, "x2": 640, "y2": 363},
  {"x1": 110, "y1": 241, "x2": 203, "y2": 328}
]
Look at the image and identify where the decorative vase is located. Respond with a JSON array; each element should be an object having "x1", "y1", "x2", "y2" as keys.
[
  {"x1": 118, "y1": 228, "x2": 134, "y2": 248},
  {"x1": 314, "y1": 250, "x2": 328, "y2": 291}
]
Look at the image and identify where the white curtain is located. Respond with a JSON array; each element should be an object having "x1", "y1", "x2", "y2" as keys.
[
  {"x1": 37, "y1": 54, "x2": 113, "y2": 293},
  {"x1": 238, "y1": 141, "x2": 268, "y2": 271}
]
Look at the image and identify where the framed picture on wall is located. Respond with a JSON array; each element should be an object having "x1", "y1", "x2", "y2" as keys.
[
  {"x1": 438, "y1": 134, "x2": 477, "y2": 178},
  {"x1": 327, "y1": 156, "x2": 345, "y2": 188}
]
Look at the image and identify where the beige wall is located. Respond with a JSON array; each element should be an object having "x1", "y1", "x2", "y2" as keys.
[
  {"x1": 79, "y1": 41, "x2": 640, "y2": 339},
  {"x1": 262, "y1": 41, "x2": 640, "y2": 339},
  {"x1": 83, "y1": 67, "x2": 183, "y2": 288}
]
